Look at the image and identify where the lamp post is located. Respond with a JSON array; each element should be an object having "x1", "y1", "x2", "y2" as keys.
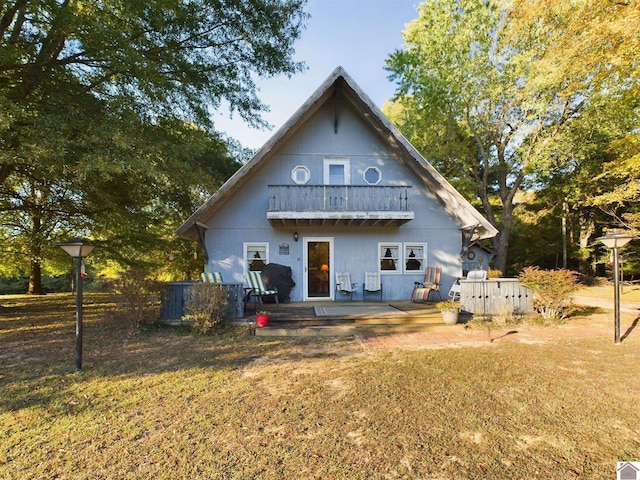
[
  {"x1": 596, "y1": 230, "x2": 635, "y2": 344},
  {"x1": 57, "y1": 238, "x2": 95, "y2": 370}
]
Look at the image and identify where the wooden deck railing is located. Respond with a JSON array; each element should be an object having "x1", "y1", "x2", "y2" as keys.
[{"x1": 268, "y1": 185, "x2": 411, "y2": 212}]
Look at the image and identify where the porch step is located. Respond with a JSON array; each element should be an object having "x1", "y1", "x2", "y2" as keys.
[{"x1": 254, "y1": 321, "x2": 446, "y2": 337}]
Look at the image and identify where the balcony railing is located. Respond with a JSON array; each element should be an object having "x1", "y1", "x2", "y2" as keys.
[{"x1": 268, "y1": 185, "x2": 411, "y2": 213}]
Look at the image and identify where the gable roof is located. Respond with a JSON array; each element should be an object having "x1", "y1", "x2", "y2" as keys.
[{"x1": 177, "y1": 66, "x2": 498, "y2": 241}]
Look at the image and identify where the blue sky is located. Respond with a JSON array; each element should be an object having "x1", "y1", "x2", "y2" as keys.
[{"x1": 214, "y1": 0, "x2": 420, "y2": 150}]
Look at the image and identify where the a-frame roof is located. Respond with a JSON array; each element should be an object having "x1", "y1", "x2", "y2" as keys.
[{"x1": 177, "y1": 66, "x2": 498, "y2": 241}]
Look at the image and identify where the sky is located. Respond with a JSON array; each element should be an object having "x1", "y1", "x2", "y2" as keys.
[{"x1": 213, "y1": 0, "x2": 421, "y2": 151}]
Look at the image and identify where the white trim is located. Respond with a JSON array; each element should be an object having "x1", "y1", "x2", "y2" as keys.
[
  {"x1": 291, "y1": 165, "x2": 310, "y2": 185},
  {"x1": 243, "y1": 242, "x2": 269, "y2": 273},
  {"x1": 303, "y1": 237, "x2": 334, "y2": 300},
  {"x1": 323, "y1": 157, "x2": 351, "y2": 185},
  {"x1": 404, "y1": 242, "x2": 427, "y2": 273},
  {"x1": 363, "y1": 166, "x2": 382, "y2": 185},
  {"x1": 378, "y1": 242, "x2": 402, "y2": 275}
]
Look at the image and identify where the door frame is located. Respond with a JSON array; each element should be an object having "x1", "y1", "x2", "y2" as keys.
[{"x1": 302, "y1": 236, "x2": 334, "y2": 301}]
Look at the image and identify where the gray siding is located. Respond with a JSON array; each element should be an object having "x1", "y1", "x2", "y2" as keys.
[{"x1": 203, "y1": 98, "x2": 465, "y2": 301}]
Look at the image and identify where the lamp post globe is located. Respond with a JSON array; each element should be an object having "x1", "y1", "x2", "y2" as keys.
[{"x1": 57, "y1": 238, "x2": 95, "y2": 370}]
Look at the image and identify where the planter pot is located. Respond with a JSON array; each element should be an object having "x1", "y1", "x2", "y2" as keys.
[
  {"x1": 441, "y1": 308, "x2": 459, "y2": 325},
  {"x1": 256, "y1": 315, "x2": 270, "y2": 328}
]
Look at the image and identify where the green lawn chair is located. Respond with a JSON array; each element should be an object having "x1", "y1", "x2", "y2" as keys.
[{"x1": 246, "y1": 271, "x2": 279, "y2": 310}]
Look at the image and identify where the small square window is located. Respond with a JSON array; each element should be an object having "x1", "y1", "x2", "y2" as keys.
[{"x1": 364, "y1": 167, "x2": 381, "y2": 185}]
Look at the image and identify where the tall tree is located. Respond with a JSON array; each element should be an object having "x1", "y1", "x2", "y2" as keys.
[
  {"x1": 0, "y1": 0, "x2": 307, "y2": 292},
  {"x1": 384, "y1": 0, "x2": 638, "y2": 274}
]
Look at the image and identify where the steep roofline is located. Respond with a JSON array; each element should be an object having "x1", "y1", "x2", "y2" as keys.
[{"x1": 177, "y1": 66, "x2": 498, "y2": 241}]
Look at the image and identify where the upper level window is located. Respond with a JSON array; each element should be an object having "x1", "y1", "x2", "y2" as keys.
[
  {"x1": 291, "y1": 165, "x2": 310, "y2": 185},
  {"x1": 364, "y1": 167, "x2": 381, "y2": 185},
  {"x1": 244, "y1": 243, "x2": 268, "y2": 272},
  {"x1": 323, "y1": 158, "x2": 350, "y2": 185}
]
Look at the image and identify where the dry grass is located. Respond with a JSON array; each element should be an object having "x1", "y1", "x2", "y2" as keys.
[
  {"x1": 1, "y1": 293, "x2": 639, "y2": 479},
  {"x1": 581, "y1": 283, "x2": 640, "y2": 302}
]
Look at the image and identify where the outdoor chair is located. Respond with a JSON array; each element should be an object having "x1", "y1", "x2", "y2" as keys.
[
  {"x1": 448, "y1": 270, "x2": 486, "y2": 301},
  {"x1": 411, "y1": 266, "x2": 442, "y2": 302},
  {"x1": 246, "y1": 271, "x2": 279, "y2": 310},
  {"x1": 448, "y1": 278, "x2": 461, "y2": 300},
  {"x1": 466, "y1": 269, "x2": 487, "y2": 281},
  {"x1": 201, "y1": 271, "x2": 224, "y2": 284},
  {"x1": 335, "y1": 272, "x2": 357, "y2": 301},
  {"x1": 363, "y1": 272, "x2": 383, "y2": 301}
]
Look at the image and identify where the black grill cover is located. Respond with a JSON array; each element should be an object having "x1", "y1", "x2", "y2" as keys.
[{"x1": 261, "y1": 263, "x2": 295, "y2": 303}]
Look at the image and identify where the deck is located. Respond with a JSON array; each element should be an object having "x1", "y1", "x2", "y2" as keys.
[{"x1": 239, "y1": 300, "x2": 458, "y2": 337}]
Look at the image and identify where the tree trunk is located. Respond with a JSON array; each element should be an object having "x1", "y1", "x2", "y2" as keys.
[{"x1": 28, "y1": 259, "x2": 45, "y2": 295}]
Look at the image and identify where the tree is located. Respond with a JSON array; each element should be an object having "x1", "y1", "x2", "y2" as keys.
[
  {"x1": 0, "y1": 0, "x2": 307, "y2": 292},
  {"x1": 384, "y1": 0, "x2": 638, "y2": 274}
]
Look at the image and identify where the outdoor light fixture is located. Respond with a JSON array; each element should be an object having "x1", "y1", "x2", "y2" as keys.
[
  {"x1": 293, "y1": 231, "x2": 299, "y2": 242},
  {"x1": 596, "y1": 229, "x2": 635, "y2": 344},
  {"x1": 57, "y1": 238, "x2": 95, "y2": 370}
]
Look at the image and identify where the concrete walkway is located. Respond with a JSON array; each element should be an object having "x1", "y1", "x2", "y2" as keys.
[{"x1": 573, "y1": 295, "x2": 640, "y2": 313}]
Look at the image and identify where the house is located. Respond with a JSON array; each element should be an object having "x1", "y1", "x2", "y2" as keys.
[{"x1": 177, "y1": 67, "x2": 498, "y2": 301}]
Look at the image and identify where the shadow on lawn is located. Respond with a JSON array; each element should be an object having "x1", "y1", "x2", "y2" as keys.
[
  {"x1": 621, "y1": 316, "x2": 639, "y2": 342},
  {"x1": 0, "y1": 294, "x2": 309, "y2": 411}
]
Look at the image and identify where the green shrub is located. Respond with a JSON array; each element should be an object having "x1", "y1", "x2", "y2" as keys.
[
  {"x1": 518, "y1": 267, "x2": 580, "y2": 322},
  {"x1": 109, "y1": 267, "x2": 162, "y2": 331},
  {"x1": 183, "y1": 283, "x2": 228, "y2": 335}
]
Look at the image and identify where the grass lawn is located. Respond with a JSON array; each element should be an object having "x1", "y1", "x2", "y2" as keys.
[
  {"x1": 580, "y1": 282, "x2": 640, "y2": 302},
  {"x1": 1, "y1": 293, "x2": 639, "y2": 479}
]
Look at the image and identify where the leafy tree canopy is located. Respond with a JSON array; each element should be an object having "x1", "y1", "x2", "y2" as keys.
[
  {"x1": 0, "y1": 0, "x2": 308, "y2": 292},
  {"x1": 384, "y1": 0, "x2": 638, "y2": 274}
]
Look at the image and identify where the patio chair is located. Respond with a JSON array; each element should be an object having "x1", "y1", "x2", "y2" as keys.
[
  {"x1": 363, "y1": 272, "x2": 383, "y2": 301},
  {"x1": 246, "y1": 271, "x2": 279, "y2": 310},
  {"x1": 411, "y1": 266, "x2": 442, "y2": 302},
  {"x1": 201, "y1": 271, "x2": 224, "y2": 284},
  {"x1": 335, "y1": 272, "x2": 357, "y2": 301},
  {"x1": 448, "y1": 278, "x2": 461, "y2": 300},
  {"x1": 466, "y1": 269, "x2": 487, "y2": 281}
]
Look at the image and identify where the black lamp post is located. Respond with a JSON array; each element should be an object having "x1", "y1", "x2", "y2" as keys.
[
  {"x1": 596, "y1": 230, "x2": 634, "y2": 344},
  {"x1": 57, "y1": 238, "x2": 95, "y2": 370}
]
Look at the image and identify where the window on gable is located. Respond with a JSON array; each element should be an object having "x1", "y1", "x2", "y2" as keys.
[
  {"x1": 378, "y1": 242, "x2": 401, "y2": 274},
  {"x1": 364, "y1": 167, "x2": 381, "y2": 185},
  {"x1": 404, "y1": 243, "x2": 427, "y2": 273},
  {"x1": 244, "y1": 243, "x2": 268, "y2": 272},
  {"x1": 323, "y1": 158, "x2": 350, "y2": 185},
  {"x1": 291, "y1": 165, "x2": 310, "y2": 185}
]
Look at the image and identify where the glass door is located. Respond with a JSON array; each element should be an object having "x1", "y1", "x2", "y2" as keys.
[{"x1": 303, "y1": 238, "x2": 333, "y2": 300}]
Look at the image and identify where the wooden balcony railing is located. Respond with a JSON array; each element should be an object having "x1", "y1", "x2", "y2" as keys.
[{"x1": 267, "y1": 185, "x2": 411, "y2": 213}]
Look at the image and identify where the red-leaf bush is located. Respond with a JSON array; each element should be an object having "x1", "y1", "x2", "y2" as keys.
[{"x1": 518, "y1": 267, "x2": 580, "y2": 322}]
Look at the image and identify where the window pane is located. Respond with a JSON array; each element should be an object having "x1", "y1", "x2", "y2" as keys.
[
  {"x1": 380, "y1": 245, "x2": 398, "y2": 271},
  {"x1": 329, "y1": 164, "x2": 344, "y2": 185}
]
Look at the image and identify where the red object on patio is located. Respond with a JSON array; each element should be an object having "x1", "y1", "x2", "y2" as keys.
[{"x1": 256, "y1": 314, "x2": 269, "y2": 327}]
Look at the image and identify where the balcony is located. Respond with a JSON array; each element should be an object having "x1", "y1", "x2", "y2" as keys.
[{"x1": 267, "y1": 185, "x2": 414, "y2": 227}]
